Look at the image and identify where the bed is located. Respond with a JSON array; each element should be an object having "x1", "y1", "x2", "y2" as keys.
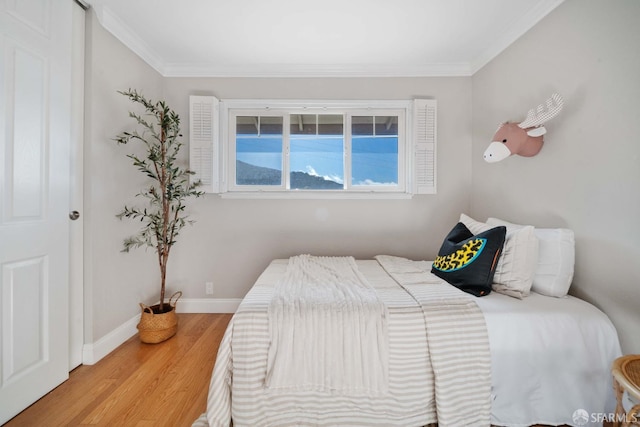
[{"x1": 194, "y1": 217, "x2": 622, "y2": 427}]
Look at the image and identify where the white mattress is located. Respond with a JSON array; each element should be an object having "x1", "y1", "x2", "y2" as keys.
[{"x1": 203, "y1": 258, "x2": 622, "y2": 427}]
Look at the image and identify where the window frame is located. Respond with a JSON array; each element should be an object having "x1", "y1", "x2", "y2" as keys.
[{"x1": 222, "y1": 99, "x2": 411, "y2": 198}]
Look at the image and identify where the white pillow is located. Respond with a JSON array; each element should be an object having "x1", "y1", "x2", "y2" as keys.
[
  {"x1": 460, "y1": 214, "x2": 538, "y2": 299},
  {"x1": 486, "y1": 217, "x2": 575, "y2": 298}
]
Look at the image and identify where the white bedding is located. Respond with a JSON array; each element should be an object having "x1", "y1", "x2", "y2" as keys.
[
  {"x1": 201, "y1": 258, "x2": 621, "y2": 427},
  {"x1": 476, "y1": 291, "x2": 621, "y2": 426}
]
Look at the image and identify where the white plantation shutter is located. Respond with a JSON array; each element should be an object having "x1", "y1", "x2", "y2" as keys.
[
  {"x1": 413, "y1": 99, "x2": 437, "y2": 194},
  {"x1": 189, "y1": 95, "x2": 219, "y2": 193}
]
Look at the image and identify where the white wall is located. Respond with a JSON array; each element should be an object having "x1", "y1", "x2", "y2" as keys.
[
  {"x1": 471, "y1": 0, "x2": 640, "y2": 353},
  {"x1": 84, "y1": 10, "x2": 164, "y2": 341},
  {"x1": 83, "y1": 13, "x2": 474, "y2": 343},
  {"x1": 162, "y1": 77, "x2": 473, "y2": 301}
]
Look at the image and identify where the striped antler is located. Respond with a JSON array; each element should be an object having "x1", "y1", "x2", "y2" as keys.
[{"x1": 518, "y1": 93, "x2": 564, "y2": 129}]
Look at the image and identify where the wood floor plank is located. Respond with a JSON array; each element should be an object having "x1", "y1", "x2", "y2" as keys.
[
  {"x1": 4, "y1": 313, "x2": 232, "y2": 427},
  {"x1": 80, "y1": 314, "x2": 219, "y2": 426},
  {"x1": 81, "y1": 334, "x2": 198, "y2": 424}
]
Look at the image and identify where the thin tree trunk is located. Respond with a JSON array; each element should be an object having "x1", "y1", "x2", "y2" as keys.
[{"x1": 159, "y1": 111, "x2": 169, "y2": 311}]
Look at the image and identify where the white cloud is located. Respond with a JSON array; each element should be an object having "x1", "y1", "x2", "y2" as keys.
[{"x1": 305, "y1": 166, "x2": 344, "y2": 184}]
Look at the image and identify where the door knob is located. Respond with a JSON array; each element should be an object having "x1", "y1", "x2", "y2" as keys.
[{"x1": 69, "y1": 210, "x2": 80, "y2": 220}]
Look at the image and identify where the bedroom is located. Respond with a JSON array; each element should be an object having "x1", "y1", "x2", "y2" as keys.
[{"x1": 0, "y1": 0, "x2": 639, "y2": 425}]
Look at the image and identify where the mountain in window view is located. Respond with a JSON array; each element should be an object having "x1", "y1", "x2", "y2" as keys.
[{"x1": 236, "y1": 160, "x2": 342, "y2": 189}]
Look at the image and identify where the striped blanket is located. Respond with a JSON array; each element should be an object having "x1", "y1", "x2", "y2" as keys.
[
  {"x1": 205, "y1": 257, "x2": 490, "y2": 427},
  {"x1": 376, "y1": 255, "x2": 491, "y2": 426}
]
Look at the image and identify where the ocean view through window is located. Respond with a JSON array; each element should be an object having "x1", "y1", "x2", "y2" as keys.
[
  {"x1": 229, "y1": 105, "x2": 404, "y2": 193},
  {"x1": 352, "y1": 115, "x2": 398, "y2": 186},
  {"x1": 235, "y1": 116, "x2": 283, "y2": 186}
]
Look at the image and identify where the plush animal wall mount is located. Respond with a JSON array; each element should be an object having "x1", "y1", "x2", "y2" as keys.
[{"x1": 483, "y1": 93, "x2": 564, "y2": 163}]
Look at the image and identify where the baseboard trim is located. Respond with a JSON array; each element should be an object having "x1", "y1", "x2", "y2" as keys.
[
  {"x1": 82, "y1": 298, "x2": 241, "y2": 365},
  {"x1": 82, "y1": 314, "x2": 140, "y2": 365}
]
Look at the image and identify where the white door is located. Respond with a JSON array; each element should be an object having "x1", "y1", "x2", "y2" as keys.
[{"x1": 0, "y1": 0, "x2": 74, "y2": 423}]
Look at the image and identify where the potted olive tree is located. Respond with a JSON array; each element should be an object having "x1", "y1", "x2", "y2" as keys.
[{"x1": 115, "y1": 89, "x2": 203, "y2": 343}]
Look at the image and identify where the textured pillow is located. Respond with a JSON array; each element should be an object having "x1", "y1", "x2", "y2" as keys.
[
  {"x1": 461, "y1": 214, "x2": 539, "y2": 299},
  {"x1": 487, "y1": 217, "x2": 575, "y2": 297},
  {"x1": 460, "y1": 213, "x2": 491, "y2": 235},
  {"x1": 431, "y1": 222, "x2": 506, "y2": 297}
]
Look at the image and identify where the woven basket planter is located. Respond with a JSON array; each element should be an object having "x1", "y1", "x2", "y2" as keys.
[{"x1": 137, "y1": 291, "x2": 182, "y2": 344}]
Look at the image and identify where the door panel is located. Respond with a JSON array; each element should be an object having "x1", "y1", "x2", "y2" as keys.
[
  {"x1": 2, "y1": 256, "x2": 48, "y2": 378},
  {"x1": 0, "y1": 0, "x2": 72, "y2": 423},
  {"x1": 5, "y1": 44, "x2": 46, "y2": 221}
]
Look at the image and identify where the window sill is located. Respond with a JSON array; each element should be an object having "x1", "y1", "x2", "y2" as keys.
[{"x1": 218, "y1": 191, "x2": 414, "y2": 200}]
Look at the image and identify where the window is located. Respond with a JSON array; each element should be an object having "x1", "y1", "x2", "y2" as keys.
[
  {"x1": 235, "y1": 115, "x2": 284, "y2": 186},
  {"x1": 228, "y1": 107, "x2": 404, "y2": 192},
  {"x1": 189, "y1": 98, "x2": 436, "y2": 198},
  {"x1": 290, "y1": 114, "x2": 344, "y2": 190},
  {"x1": 351, "y1": 115, "x2": 399, "y2": 187}
]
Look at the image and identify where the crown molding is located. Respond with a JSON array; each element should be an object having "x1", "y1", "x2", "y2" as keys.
[
  {"x1": 162, "y1": 62, "x2": 474, "y2": 78},
  {"x1": 92, "y1": 5, "x2": 166, "y2": 75},
  {"x1": 470, "y1": 0, "x2": 565, "y2": 74}
]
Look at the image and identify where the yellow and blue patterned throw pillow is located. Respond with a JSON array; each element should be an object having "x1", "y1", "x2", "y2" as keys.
[{"x1": 431, "y1": 222, "x2": 506, "y2": 297}]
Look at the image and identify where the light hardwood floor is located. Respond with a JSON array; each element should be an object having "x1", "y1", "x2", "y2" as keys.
[{"x1": 5, "y1": 313, "x2": 232, "y2": 427}]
